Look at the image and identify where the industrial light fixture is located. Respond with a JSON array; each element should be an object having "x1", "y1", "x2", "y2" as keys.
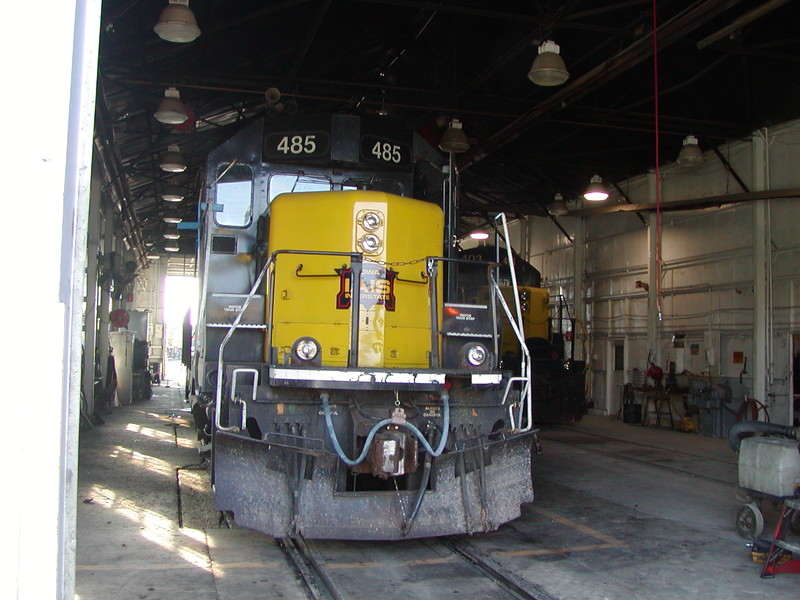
[
  {"x1": 469, "y1": 231, "x2": 490, "y2": 240},
  {"x1": 549, "y1": 192, "x2": 568, "y2": 216},
  {"x1": 163, "y1": 231, "x2": 181, "y2": 240},
  {"x1": 584, "y1": 174, "x2": 609, "y2": 201},
  {"x1": 377, "y1": 90, "x2": 389, "y2": 117},
  {"x1": 528, "y1": 40, "x2": 569, "y2": 87},
  {"x1": 164, "y1": 241, "x2": 180, "y2": 252},
  {"x1": 146, "y1": 253, "x2": 160, "y2": 260},
  {"x1": 161, "y1": 184, "x2": 184, "y2": 202},
  {"x1": 159, "y1": 144, "x2": 186, "y2": 172},
  {"x1": 677, "y1": 135, "x2": 704, "y2": 167},
  {"x1": 163, "y1": 212, "x2": 183, "y2": 224},
  {"x1": 154, "y1": 0, "x2": 201, "y2": 43},
  {"x1": 439, "y1": 118, "x2": 471, "y2": 153},
  {"x1": 154, "y1": 87, "x2": 188, "y2": 125}
]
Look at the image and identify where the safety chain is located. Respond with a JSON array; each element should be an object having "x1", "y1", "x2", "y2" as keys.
[{"x1": 364, "y1": 256, "x2": 428, "y2": 267}]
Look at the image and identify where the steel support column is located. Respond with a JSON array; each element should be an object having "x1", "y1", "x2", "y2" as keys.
[
  {"x1": 81, "y1": 163, "x2": 103, "y2": 416},
  {"x1": 752, "y1": 130, "x2": 770, "y2": 410},
  {"x1": 97, "y1": 199, "x2": 114, "y2": 387},
  {"x1": 573, "y1": 217, "x2": 586, "y2": 362},
  {"x1": 647, "y1": 171, "x2": 660, "y2": 368}
]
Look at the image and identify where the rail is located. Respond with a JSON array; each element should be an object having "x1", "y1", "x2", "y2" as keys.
[
  {"x1": 214, "y1": 255, "x2": 274, "y2": 432},
  {"x1": 492, "y1": 212, "x2": 533, "y2": 433}
]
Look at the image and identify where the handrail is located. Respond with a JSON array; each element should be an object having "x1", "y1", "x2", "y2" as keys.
[
  {"x1": 492, "y1": 213, "x2": 533, "y2": 432},
  {"x1": 214, "y1": 247, "x2": 512, "y2": 439},
  {"x1": 215, "y1": 368, "x2": 257, "y2": 432},
  {"x1": 215, "y1": 255, "x2": 274, "y2": 432}
]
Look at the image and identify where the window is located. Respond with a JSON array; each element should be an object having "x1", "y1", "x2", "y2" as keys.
[
  {"x1": 341, "y1": 177, "x2": 403, "y2": 195},
  {"x1": 268, "y1": 173, "x2": 332, "y2": 204},
  {"x1": 614, "y1": 344, "x2": 624, "y2": 371},
  {"x1": 215, "y1": 164, "x2": 253, "y2": 227}
]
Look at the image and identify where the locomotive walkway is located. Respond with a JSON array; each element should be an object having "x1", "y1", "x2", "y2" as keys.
[{"x1": 75, "y1": 377, "x2": 799, "y2": 600}]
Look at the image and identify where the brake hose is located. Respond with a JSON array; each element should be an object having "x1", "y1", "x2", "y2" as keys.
[{"x1": 320, "y1": 393, "x2": 450, "y2": 466}]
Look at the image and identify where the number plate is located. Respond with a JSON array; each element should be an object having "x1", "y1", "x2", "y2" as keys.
[
  {"x1": 360, "y1": 135, "x2": 411, "y2": 167},
  {"x1": 263, "y1": 131, "x2": 330, "y2": 160}
]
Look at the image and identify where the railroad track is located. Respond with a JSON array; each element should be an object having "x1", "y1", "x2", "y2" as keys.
[
  {"x1": 278, "y1": 536, "x2": 342, "y2": 600},
  {"x1": 437, "y1": 537, "x2": 560, "y2": 600},
  {"x1": 278, "y1": 534, "x2": 558, "y2": 600}
]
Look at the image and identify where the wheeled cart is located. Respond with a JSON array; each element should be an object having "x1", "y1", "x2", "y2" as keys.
[
  {"x1": 735, "y1": 487, "x2": 800, "y2": 538},
  {"x1": 734, "y1": 435, "x2": 800, "y2": 538}
]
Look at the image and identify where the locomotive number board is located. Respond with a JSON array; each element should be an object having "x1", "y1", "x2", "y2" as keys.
[
  {"x1": 359, "y1": 134, "x2": 412, "y2": 168},
  {"x1": 263, "y1": 131, "x2": 331, "y2": 160}
]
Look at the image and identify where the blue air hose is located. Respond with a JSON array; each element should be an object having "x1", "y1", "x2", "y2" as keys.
[{"x1": 320, "y1": 393, "x2": 450, "y2": 466}]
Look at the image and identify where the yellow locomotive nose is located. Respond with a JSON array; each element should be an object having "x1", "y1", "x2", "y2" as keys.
[{"x1": 268, "y1": 190, "x2": 443, "y2": 369}]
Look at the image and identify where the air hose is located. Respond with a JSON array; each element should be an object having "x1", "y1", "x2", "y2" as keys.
[
  {"x1": 320, "y1": 393, "x2": 450, "y2": 466},
  {"x1": 402, "y1": 425, "x2": 437, "y2": 537},
  {"x1": 727, "y1": 420, "x2": 800, "y2": 452}
]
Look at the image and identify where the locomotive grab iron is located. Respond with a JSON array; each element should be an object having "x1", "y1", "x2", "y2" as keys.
[{"x1": 187, "y1": 113, "x2": 581, "y2": 539}]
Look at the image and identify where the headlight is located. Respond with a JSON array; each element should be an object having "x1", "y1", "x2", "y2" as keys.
[
  {"x1": 361, "y1": 211, "x2": 382, "y2": 231},
  {"x1": 466, "y1": 344, "x2": 488, "y2": 367},
  {"x1": 294, "y1": 338, "x2": 320, "y2": 361},
  {"x1": 359, "y1": 234, "x2": 382, "y2": 254}
]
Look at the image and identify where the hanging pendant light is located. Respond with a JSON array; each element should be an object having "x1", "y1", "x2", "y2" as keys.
[
  {"x1": 163, "y1": 212, "x2": 183, "y2": 224},
  {"x1": 677, "y1": 135, "x2": 704, "y2": 167},
  {"x1": 159, "y1": 144, "x2": 186, "y2": 172},
  {"x1": 164, "y1": 241, "x2": 180, "y2": 252},
  {"x1": 154, "y1": 0, "x2": 201, "y2": 43},
  {"x1": 163, "y1": 230, "x2": 181, "y2": 240},
  {"x1": 161, "y1": 184, "x2": 184, "y2": 202},
  {"x1": 584, "y1": 174, "x2": 609, "y2": 201},
  {"x1": 528, "y1": 40, "x2": 570, "y2": 87},
  {"x1": 154, "y1": 87, "x2": 188, "y2": 125},
  {"x1": 549, "y1": 192, "x2": 568, "y2": 216},
  {"x1": 439, "y1": 118, "x2": 470, "y2": 153},
  {"x1": 469, "y1": 231, "x2": 490, "y2": 240},
  {"x1": 377, "y1": 90, "x2": 389, "y2": 117}
]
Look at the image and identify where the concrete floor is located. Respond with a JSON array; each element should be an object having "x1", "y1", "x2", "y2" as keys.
[{"x1": 75, "y1": 381, "x2": 799, "y2": 599}]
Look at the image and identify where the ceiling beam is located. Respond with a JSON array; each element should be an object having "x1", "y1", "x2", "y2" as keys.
[
  {"x1": 568, "y1": 187, "x2": 800, "y2": 216},
  {"x1": 459, "y1": 0, "x2": 746, "y2": 172},
  {"x1": 697, "y1": 0, "x2": 792, "y2": 49}
]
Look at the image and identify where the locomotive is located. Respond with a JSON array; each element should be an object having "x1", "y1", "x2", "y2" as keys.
[{"x1": 188, "y1": 113, "x2": 544, "y2": 539}]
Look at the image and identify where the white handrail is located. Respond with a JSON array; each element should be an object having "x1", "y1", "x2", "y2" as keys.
[
  {"x1": 215, "y1": 256, "x2": 274, "y2": 433},
  {"x1": 492, "y1": 213, "x2": 533, "y2": 432}
]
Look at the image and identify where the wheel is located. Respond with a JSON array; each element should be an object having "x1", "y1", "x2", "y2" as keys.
[{"x1": 736, "y1": 502, "x2": 764, "y2": 539}]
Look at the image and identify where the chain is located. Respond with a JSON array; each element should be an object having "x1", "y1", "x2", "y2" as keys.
[{"x1": 364, "y1": 256, "x2": 428, "y2": 267}]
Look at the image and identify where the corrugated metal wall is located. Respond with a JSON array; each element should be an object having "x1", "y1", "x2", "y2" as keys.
[{"x1": 521, "y1": 120, "x2": 800, "y2": 425}]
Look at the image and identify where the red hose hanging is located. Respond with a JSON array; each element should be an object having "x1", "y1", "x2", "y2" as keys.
[{"x1": 652, "y1": 0, "x2": 663, "y2": 321}]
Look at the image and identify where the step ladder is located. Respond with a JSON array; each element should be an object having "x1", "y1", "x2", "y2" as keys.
[{"x1": 761, "y1": 497, "x2": 800, "y2": 578}]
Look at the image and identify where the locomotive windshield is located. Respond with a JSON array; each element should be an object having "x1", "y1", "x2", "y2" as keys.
[
  {"x1": 267, "y1": 173, "x2": 332, "y2": 203},
  {"x1": 215, "y1": 163, "x2": 253, "y2": 227}
]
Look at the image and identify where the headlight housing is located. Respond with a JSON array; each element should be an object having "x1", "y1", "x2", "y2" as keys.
[
  {"x1": 359, "y1": 233, "x2": 382, "y2": 254},
  {"x1": 462, "y1": 342, "x2": 489, "y2": 368},
  {"x1": 292, "y1": 337, "x2": 321, "y2": 363},
  {"x1": 360, "y1": 211, "x2": 382, "y2": 231}
]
